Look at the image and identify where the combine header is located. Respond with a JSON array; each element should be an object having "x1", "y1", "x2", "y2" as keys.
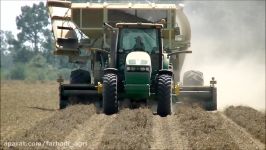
[{"x1": 47, "y1": 0, "x2": 217, "y2": 116}]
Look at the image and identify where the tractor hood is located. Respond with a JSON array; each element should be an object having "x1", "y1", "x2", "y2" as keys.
[
  {"x1": 126, "y1": 51, "x2": 151, "y2": 67},
  {"x1": 124, "y1": 51, "x2": 151, "y2": 99}
]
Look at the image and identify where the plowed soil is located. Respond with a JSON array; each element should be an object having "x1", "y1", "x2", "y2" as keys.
[{"x1": 1, "y1": 81, "x2": 265, "y2": 149}]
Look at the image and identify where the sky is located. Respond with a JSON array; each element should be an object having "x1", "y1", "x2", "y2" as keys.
[{"x1": 0, "y1": 0, "x2": 45, "y2": 35}]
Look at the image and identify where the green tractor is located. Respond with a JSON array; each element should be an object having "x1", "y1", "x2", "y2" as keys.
[
  {"x1": 103, "y1": 22, "x2": 217, "y2": 116},
  {"x1": 102, "y1": 23, "x2": 178, "y2": 116}
]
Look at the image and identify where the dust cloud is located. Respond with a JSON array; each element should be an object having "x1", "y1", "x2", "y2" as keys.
[{"x1": 180, "y1": 1, "x2": 265, "y2": 110}]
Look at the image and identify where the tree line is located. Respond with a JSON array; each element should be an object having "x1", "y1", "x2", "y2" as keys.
[{"x1": 1, "y1": 2, "x2": 76, "y2": 81}]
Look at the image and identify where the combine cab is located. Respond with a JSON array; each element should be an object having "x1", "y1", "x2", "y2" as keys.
[{"x1": 47, "y1": 0, "x2": 217, "y2": 115}]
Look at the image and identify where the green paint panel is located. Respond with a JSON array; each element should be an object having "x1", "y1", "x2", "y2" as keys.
[
  {"x1": 124, "y1": 84, "x2": 150, "y2": 99},
  {"x1": 125, "y1": 72, "x2": 150, "y2": 84}
]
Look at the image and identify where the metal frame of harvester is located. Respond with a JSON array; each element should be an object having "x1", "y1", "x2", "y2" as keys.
[{"x1": 47, "y1": 0, "x2": 217, "y2": 116}]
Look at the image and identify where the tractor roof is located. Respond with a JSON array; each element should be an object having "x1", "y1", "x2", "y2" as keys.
[{"x1": 116, "y1": 23, "x2": 163, "y2": 29}]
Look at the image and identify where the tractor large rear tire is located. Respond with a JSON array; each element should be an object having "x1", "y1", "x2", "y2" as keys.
[
  {"x1": 157, "y1": 74, "x2": 172, "y2": 117},
  {"x1": 103, "y1": 73, "x2": 118, "y2": 115},
  {"x1": 183, "y1": 70, "x2": 204, "y2": 86}
]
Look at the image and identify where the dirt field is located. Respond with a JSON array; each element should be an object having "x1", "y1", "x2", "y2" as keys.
[{"x1": 1, "y1": 81, "x2": 265, "y2": 149}]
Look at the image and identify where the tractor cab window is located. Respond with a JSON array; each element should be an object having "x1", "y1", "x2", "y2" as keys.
[
  {"x1": 117, "y1": 27, "x2": 160, "y2": 80},
  {"x1": 118, "y1": 28, "x2": 159, "y2": 54}
]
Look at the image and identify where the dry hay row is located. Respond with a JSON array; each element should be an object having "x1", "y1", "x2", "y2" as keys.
[
  {"x1": 219, "y1": 112, "x2": 265, "y2": 150},
  {"x1": 1, "y1": 104, "x2": 97, "y2": 150},
  {"x1": 174, "y1": 104, "x2": 240, "y2": 150},
  {"x1": 98, "y1": 108, "x2": 153, "y2": 150},
  {"x1": 63, "y1": 113, "x2": 117, "y2": 150},
  {"x1": 224, "y1": 106, "x2": 266, "y2": 144},
  {"x1": 150, "y1": 114, "x2": 189, "y2": 150}
]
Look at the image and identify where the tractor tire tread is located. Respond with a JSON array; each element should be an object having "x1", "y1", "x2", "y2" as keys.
[
  {"x1": 103, "y1": 73, "x2": 118, "y2": 115},
  {"x1": 157, "y1": 74, "x2": 172, "y2": 117}
]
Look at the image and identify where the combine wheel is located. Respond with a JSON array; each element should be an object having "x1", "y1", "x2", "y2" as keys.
[
  {"x1": 183, "y1": 70, "x2": 204, "y2": 86},
  {"x1": 69, "y1": 69, "x2": 91, "y2": 105},
  {"x1": 157, "y1": 74, "x2": 172, "y2": 117},
  {"x1": 103, "y1": 73, "x2": 118, "y2": 115},
  {"x1": 70, "y1": 69, "x2": 91, "y2": 84},
  {"x1": 183, "y1": 70, "x2": 217, "y2": 111},
  {"x1": 59, "y1": 69, "x2": 91, "y2": 109}
]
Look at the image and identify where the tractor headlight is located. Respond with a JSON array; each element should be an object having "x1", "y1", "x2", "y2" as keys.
[
  {"x1": 140, "y1": 67, "x2": 146, "y2": 71},
  {"x1": 127, "y1": 66, "x2": 136, "y2": 71},
  {"x1": 131, "y1": 67, "x2": 136, "y2": 71},
  {"x1": 145, "y1": 67, "x2": 150, "y2": 71},
  {"x1": 127, "y1": 66, "x2": 150, "y2": 72}
]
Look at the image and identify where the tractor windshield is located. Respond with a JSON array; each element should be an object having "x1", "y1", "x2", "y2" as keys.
[{"x1": 118, "y1": 28, "x2": 159, "y2": 54}]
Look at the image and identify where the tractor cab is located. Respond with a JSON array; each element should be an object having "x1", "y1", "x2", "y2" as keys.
[
  {"x1": 112, "y1": 23, "x2": 166, "y2": 96},
  {"x1": 116, "y1": 23, "x2": 163, "y2": 73}
]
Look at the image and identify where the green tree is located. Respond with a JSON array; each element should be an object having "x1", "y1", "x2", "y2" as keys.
[
  {"x1": 0, "y1": 30, "x2": 15, "y2": 68},
  {"x1": 0, "y1": 30, "x2": 8, "y2": 56},
  {"x1": 42, "y1": 29, "x2": 55, "y2": 65},
  {"x1": 16, "y1": 2, "x2": 49, "y2": 53},
  {"x1": 0, "y1": 30, "x2": 14, "y2": 55},
  {"x1": 29, "y1": 54, "x2": 47, "y2": 68},
  {"x1": 8, "y1": 36, "x2": 34, "y2": 63},
  {"x1": 10, "y1": 63, "x2": 26, "y2": 80}
]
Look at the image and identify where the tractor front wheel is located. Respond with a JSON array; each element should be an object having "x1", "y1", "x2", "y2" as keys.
[
  {"x1": 157, "y1": 74, "x2": 172, "y2": 117},
  {"x1": 103, "y1": 73, "x2": 118, "y2": 115}
]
